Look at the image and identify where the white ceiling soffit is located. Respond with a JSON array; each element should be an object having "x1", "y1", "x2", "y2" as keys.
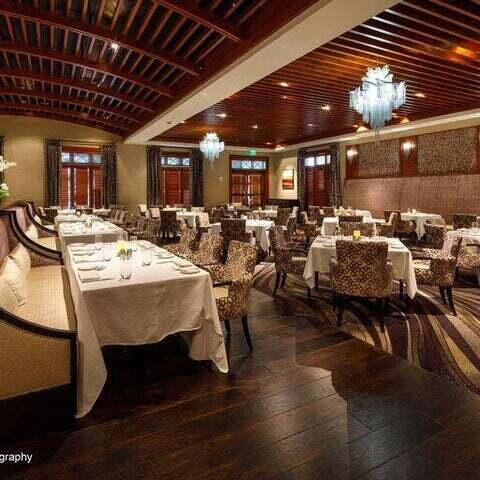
[{"x1": 125, "y1": 0, "x2": 399, "y2": 145}]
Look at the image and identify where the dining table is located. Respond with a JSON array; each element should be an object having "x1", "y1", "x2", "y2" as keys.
[
  {"x1": 58, "y1": 220, "x2": 127, "y2": 249},
  {"x1": 210, "y1": 219, "x2": 274, "y2": 251},
  {"x1": 320, "y1": 216, "x2": 378, "y2": 236},
  {"x1": 401, "y1": 212, "x2": 444, "y2": 239},
  {"x1": 303, "y1": 235, "x2": 417, "y2": 299},
  {"x1": 65, "y1": 241, "x2": 228, "y2": 418},
  {"x1": 54, "y1": 213, "x2": 101, "y2": 225},
  {"x1": 251, "y1": 209, "x2": 278, "y2": 219}
]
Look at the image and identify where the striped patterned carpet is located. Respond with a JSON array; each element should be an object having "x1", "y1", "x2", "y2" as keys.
[{"x1": 253, "y1": 262, "x2": 480, "y2": 395}]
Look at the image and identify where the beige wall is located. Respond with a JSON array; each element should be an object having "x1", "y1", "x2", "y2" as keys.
[
  {"x1": 269, "y1": 152, "x2": 298, "y2": 200},
  {"x1": 0, "y1": 116, "x2": 120, "y2": 206}
]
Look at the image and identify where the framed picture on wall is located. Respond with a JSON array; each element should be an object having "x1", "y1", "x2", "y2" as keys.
[{"x1": 282, "y1": 168, "x2": 295, "y2": 190}]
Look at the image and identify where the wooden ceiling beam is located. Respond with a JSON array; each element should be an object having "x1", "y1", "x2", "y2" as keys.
[
  {"x1": 0, "y1": 109, "x2": 126, "y2": 135},
  {"x1": 0, "y1": 42, "x2": 172, "y2": 97},
  {"x1": 0, "y1": 0, "x2": 200, "y2": 76},
  {"x1": 152, "y1": 0, "x2": 244, "y2": 42},
  {"x1": 0, "y1": 103, "x2": 128, "y2": 132},
  {"x1": 0, "y1": 68, "x2": 155, "y2": 112},
  {"x1": 0, "y1": 88, "x2": 141, "y2": 123}
]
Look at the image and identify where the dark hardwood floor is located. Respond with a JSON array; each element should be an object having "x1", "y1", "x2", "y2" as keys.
[{"x1": 3, "y1": 286, "x2": 480, "y2": 479}]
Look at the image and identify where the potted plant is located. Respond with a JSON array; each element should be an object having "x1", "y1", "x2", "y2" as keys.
[{"x1": 0, "y1": 155, "x2": 16, "y2": 204}]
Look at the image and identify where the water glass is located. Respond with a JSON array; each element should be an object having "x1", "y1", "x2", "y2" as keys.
[
  {"x1": 119, "y1": 257, "x2": 132, "y2": 280},
  {"x1": 102, "y1": 244, "x2": 113, "y2": 261},
  {"x1": 141, "y1": 248, "x2": 152, "y2": 266},
  {"x1": 94, "y1": 234, "x2": 102, "y2": 250},
  {"x1": 130, "y1": 235, "x2": 138, "y2": 251}
]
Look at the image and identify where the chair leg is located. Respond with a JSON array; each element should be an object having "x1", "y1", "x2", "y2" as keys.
[
  {"x1": 439, "y1": 286, "x2": 447, "y2": 304},
  {"x1": 376, "y1": 298, "x2": 385, "y2": 333},
  {"x1": 315, "y1": 271, "x2": 319, "y2": 291},
  {"x1": 273, "y1": 271, "x2": 281, "y2": 296},
  {"x1": 241, "y1": 315, "x2": 253, "y2": 352},
  {"x1": 336, "y1": 296, "x2": 345, "y2": 328},
  {"x1": 224, "y1": 320, "x2": 231, "y2": 335},
  {"x1": 446, "y1": 286, "x2": 457, "y2": 316},
  {"x1": 281, "y1": 272, "x2": 287, "y2": 288}
]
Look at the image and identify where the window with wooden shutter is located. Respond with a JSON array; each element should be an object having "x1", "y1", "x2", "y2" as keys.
[
  {"x1": 159, "y1": 152, "x2": 192, "y2": 206},
  {"x1": 60, "y1": 145, "x2": 103, "y2": 207},
  {"x1": 304, "y1": 150, "x2": 332, "y2": 208}
]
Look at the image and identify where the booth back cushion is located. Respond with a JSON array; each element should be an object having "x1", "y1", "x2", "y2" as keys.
[
  {"x1": 343, "y1": 174, "x2": 480, "y2": 223},
  {"x1": 0, "y1": 219, "x2": 10, "y2": 263}
]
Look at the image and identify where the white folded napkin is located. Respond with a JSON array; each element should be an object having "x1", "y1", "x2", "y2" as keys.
[
  {"x1": 78, "y1": 270, "x2": 100, "y2": 282},
  {"x1": 174, "y1": 259, "x2": 191, "y2": 268}
]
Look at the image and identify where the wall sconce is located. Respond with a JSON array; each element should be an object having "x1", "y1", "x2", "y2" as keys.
[
  {"x1": 402, "y1": 140, "x2": 414, "y2": 153},
  {"x1": 346, "y1": 147, "x2": 358, "y2": 161}
]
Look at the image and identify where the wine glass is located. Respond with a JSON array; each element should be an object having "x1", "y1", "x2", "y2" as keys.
[
  {"x1": 102, "y1": 244, "x2": 112, "y2": 261},
  {"x1": 94, "y1": 234, "x2": 102, "y2": 250},
  {"x1": 142, "y1": 248, "x2": 152, "y2": 266}
]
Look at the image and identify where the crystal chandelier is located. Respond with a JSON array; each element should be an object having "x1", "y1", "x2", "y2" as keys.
[
  {"x1": 349, "y1": 65, "x2": 406, "y2": 133},
  {"x1": 199, "y1": 132, "x2": 224, "y2": 168}
]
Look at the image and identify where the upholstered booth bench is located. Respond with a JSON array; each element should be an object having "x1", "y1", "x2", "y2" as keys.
[{"x1": 0, "y1": 207, "x2": 77, "y2": 441}]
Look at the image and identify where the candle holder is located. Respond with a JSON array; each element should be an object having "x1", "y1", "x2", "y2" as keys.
[{"x1": 352, "y1": 230, "x2": 362, "y2": 241}]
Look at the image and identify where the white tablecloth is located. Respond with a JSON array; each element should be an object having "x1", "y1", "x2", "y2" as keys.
[
  {"x1": 59, "y1": 221, "x2": 126, "y2": 249},
  {"x1": 447, "y1": 228, "x2": 480, "y2": 246},
  {"x1": 401, "y1": 213, "x2": 444, "y2": 239},
  {"x1": 252, "y1": 209, "x2": 278, "y2": 219},
  {"x1": 303, "y1": 236, "x2": 417, "y2": 299},
  {"x1": 65, "y1": 243, "x2": 228, "y2": 417},
  {"x1": 321, "y1": 217, "x2": 377, "y2": 236},
  {"x1": 334, "y1": 208, "x2": 372, "y2": 220},
  {"x1": 54, "y1": 214, "x2": 100, "y2": 225},
  {"x1": 210, "y1": 220, "x2": 274, "y2": 251}
]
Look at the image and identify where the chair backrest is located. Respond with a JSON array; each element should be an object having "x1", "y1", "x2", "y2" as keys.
[
  {"x1": 269, "y1": 226, "x2": 287, "y2": 251},
  {"x1": 210, "y1": 207, "x2": 222, "y2": 224},
  {"x1": 276, "y1": 207, "x2": 292, "y2": 226},
  {"x1": 225, "y1": 240, "x2": 257, "y2": 276},
  {"x1": 136, "y1": 216, "x2": 147, "y2": 232},
  {"x1": 338, "y1": 215, "x2": 363, "y2": 223},
  {"x1": 0, "y1": 218, "x2": 11, "y2": 263},
  {"x1": 453, "y1": 213, "x2": 478, "y2": 230},
  {"x1": 160, "y1": 210, "x2": 177, "y2": 231},
  {"x1": 333, "y1": 240, "x2": 390, "y2": 296},
  {"x1": 191, "y1": 206, "x2": 205, "y2": 212},
  {"x1": 221, "y1": 218, "x2": 246, "y2": 237},
  {"x1": 178, "y1": 225, "x2": 197, "y2": 249},
  {"x1": 308, "y1": 206, "x2": 322, "y2": 223},
  {"x1": 117, "y1": 210, "x2": 126, "y2": 223},
  {"x1": 299, "y1": 211, "x2": 309, "y2": 224},
  {"x1": 384, "y1": 210, "x2": 401, "y2": 223},
  {"x1": 265, "y1": 205, "x2": 279, "y2": 211},
  {"x1": 145, "y1": 218, "x2": 161, "y2": 236},
  {"x1": 286, "y1": 216, "x2": 297, "y2": 239},
  {"x1": 197, "y1": 233, "x2": 223, "y2": 263},
  {"x1": 322, "y1": 206, "x2": 335, "y2": 217},
  {"x1": 339, "y1": 222, "x2": 375, "y2": 237},
  {"x1": 138, "y1": 204, "x2": 147, "y2": 214},
  {"x1": 442, "y1": 235, "x2": 463, "y2": 259},
  {"x1": 425, "y1": 224, "x2": 447, "y2": 249}
]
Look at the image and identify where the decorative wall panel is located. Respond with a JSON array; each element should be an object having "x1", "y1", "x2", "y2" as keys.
[
  {"x1": 417, "y1": 127, "x2": 477, "y2": 175},
  {"x1": 357, "y1": 139, "x2": 400, "y2": 178},
  {"x1": 343, "y1": 174, "x2": 480, "y2": 223}
]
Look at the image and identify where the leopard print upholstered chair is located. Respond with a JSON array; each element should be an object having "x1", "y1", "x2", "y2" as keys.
[
  {"x1": 453, "y1": 214, "x2": 478, "y2": 230},
  {"x1": 269, "y1": 226, "x2": 308, "y2": 296},
  {"x1": 414, "y1": 236, "x2": 463, "y2": 315},
  {"x1": 164, "y1": 223, "x2": 197, "y2": 256},
  {"x1": 183, "y1": 233, "x2": 223, "y2": 267},
  {"x1": 322, "y1": 206, "x2": 335, "y2": 217},
  {"x1": 160, "y1": 211, "x2": 178, "y2": 240},
  {"x1": 275, "y1": 208, "x2": 292, "y2": 227},
  {"x1": 424, "y1": 223, "x2": 447, "y2": 250},
  {"x1": 339, "y1": 222, "x2": 375, "y2": 237},
  {"x1": 330, "y1": 240, "x2": 393, "y2": 332},
  {"x1": 338, "y1": 215, "x2": 363, "y2": 223}
]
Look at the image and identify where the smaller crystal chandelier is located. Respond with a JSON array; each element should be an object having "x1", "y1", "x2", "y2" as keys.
[
  {"x1": 349, "y1": 64, "x2": 406, "y2": 135},
  {"x1": 199, "y1": 132, "x2": 224, "y2": 168}
]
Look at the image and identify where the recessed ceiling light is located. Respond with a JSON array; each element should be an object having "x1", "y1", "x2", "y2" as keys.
[
  {"x1": 279, "y1": 82, "x2": 289, "y2": 87},
  {"x1": 110, "y1": 42, "x2": 119, "y2": 52},
  {"x1": 216, "y1": 113, "x2": 227, "y2": 118},
  {"x1": 282, "y1": 95, "x2": 288, "y2": 100},
  {"x1": 266, "y1": 142, "x2": 272, "y2": 145},
  {"x1": 251, "y1": 124, "x2": 258, "y2": 129},
  {"x1": 275, "y1": 145, "x2": 285, "y2": 151},
  {"x1": 400, "y1": 116, "x2": 410, "y2": 124},
  {"x1": 320, "y1": 104, "x2": 331, "y2": 112},
  {"x1": 307, "y1": 123, "x2": 315, "y2": 127},
  {"x1": 414, "y1": 92, "x2": 426, "y2": 98}
]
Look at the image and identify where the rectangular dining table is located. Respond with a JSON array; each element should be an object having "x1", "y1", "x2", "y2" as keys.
[
  {"x1": 65, "y1": 242, "x2": 228, "y2": 418},
  {"x1": 58, "y1": 221, "x2": 127, "y2": 249},
  {"x1": 401, "y1": 212, "x2": 444, "y2": 239},
  {"x1": 303, "y1": 236, "x2": 417, "y2": 298},
  {"x1": 321, "y1": 216, "x2": 378, "y2": 236}
]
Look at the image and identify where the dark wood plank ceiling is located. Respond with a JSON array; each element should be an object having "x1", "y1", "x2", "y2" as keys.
[
  {"x1": 158, "y1": 0, "x2": 480, "y2": 147},
  {"x1": 0, "y1": 0, "x2": 318, "y2": 136}
]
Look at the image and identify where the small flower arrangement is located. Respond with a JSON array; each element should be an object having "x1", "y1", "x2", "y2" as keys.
[
  {"x1": 0, "y1": 155, "x2": 16, "y2": 173},
  {"x1": 0, "y1": 182, "x2": 9, "y2": 200}
]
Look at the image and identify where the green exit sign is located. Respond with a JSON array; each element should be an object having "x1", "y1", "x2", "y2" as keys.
[{"x1": 249, "y1": 150, "x2": 257, "y2": 156}]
